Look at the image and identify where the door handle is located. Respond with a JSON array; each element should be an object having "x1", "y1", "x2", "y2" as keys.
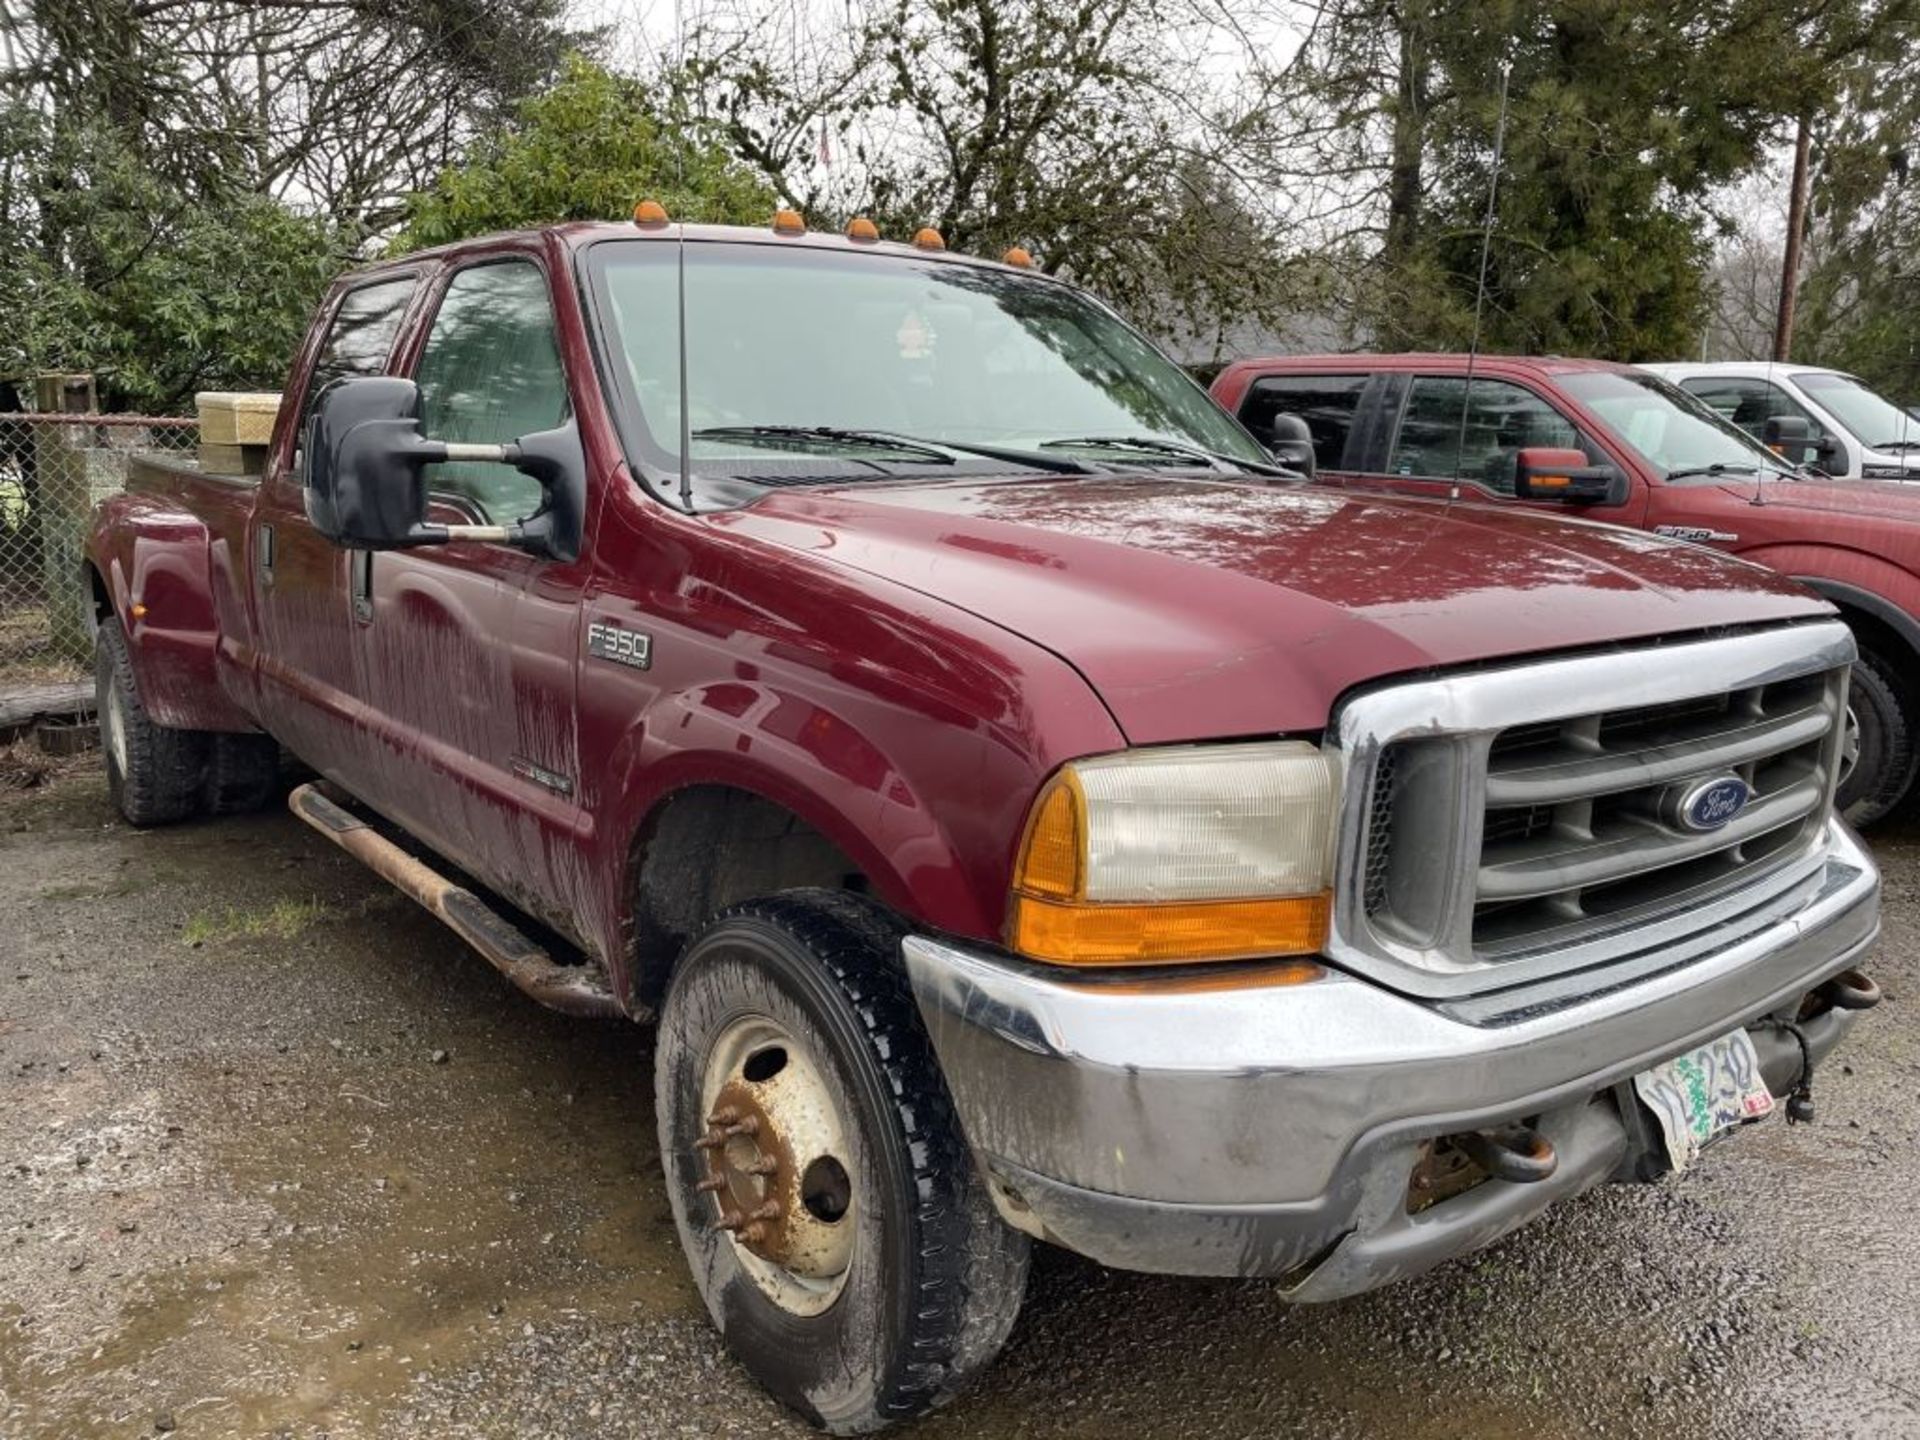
[
  {"x1": 350, "y1": 549, "x2": 374, "y2": 624},
  {"x1": 257, "y1": 523, "x2": 275, "y2": 587}
]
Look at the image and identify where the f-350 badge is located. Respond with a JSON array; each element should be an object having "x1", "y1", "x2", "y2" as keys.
[{"x1": 587, "y1": 619, "x2": 652, "y2": 670}]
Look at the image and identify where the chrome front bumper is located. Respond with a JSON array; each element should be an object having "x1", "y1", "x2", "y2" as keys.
[{"x1": 901, "y1": 820, "x2": 1879, "y2": 1296}]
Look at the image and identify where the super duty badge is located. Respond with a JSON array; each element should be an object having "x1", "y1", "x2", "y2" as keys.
[{"x1": 587, "y1": 619, "x2": 652, "y2": 670}]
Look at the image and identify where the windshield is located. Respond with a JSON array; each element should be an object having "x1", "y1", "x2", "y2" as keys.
[
  {"x1": 1796, "y1": 372, "x2": 1920, "y2": 450},
  {"x1": 1562, "y1": 370, "x2": 1793, "y2": 479},
  {"x1": 585, "y1": 240, "x2": 1269, "y2": 489}
]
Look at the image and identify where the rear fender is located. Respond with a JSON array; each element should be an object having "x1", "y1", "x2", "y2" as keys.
[{"x1": 86, "y1": 492, "x2": 252, "y2": 731}]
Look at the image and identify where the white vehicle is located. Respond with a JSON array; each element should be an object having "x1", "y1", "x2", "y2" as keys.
[{"x1": 1642, "y1": 361, "x2": 1920, "y2": 481}]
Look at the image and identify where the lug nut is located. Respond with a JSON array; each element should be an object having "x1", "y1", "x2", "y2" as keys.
[
  {"x1": 714, "y1": 1209, "x2": 744, "y2": 1232},
  {"x1": 722, "y1": 1117, "x2": 761, "y2": 1139},
  {"x1": 706, "y1": 1106, "x2": 741, "y2": 1127},
  {"x1": 746, "y1": 1156, "x2": 778, "y2": 1176},
  {"x1": 693, "y1": 1133, "x2": 724, "y2": 1152},
  {"x1": 750, "y1": 1201, "x2": 782, "y2": 1221},
  {"x1": 695, "y1": 1176, "x2": 725, "y2": 1194},
  {"x1": 741, "y1": 1222, "x2": 767, "y2": 1245}
]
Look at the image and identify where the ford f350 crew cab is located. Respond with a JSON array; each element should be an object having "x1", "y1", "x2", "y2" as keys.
[{"x1": 90, "y1": 217, "x2": 1880, "y2": 1432}]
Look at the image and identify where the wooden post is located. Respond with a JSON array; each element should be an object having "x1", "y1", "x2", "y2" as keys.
[{"x1": 32, "y1": 373, "x2": 102, "y2": 664}]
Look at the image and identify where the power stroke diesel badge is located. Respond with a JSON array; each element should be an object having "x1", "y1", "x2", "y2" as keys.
[{"x1": 587, "y1": 620, "x2": 652, "y2": 670}]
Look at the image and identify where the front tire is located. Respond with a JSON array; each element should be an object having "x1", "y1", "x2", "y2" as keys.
[
  {"x1": 656, "y1": 891, "x2": 1029, "y2": 1434},
  {"x1": 96, "y1": 616, "x2": 209, "y2": 827},
  {"x1": 1837, "y1": 649, "x2": 1916, "y2": 827}
]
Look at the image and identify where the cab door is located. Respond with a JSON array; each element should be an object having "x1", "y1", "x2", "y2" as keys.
[
  {"x1": 1344, "y1": 373, "x2": 1648, "y2": 526},
  {"x1": 348, "y1": 252, "x2": 595, "y2": 931},
  {"x1": 253, "y1": 273, "x2": 422, "y2": 776}
]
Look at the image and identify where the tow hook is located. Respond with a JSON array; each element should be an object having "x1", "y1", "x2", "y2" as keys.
[
  {"x1": 1453, "y1": 1123, "x2": 1558, "y2": 1184},
  {"x1": 1818, "y1": 968, "x2": 1881, "y2": 1012}
]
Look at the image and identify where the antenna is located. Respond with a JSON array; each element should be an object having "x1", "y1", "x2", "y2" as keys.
[
  {"x1": 1455, "y1": 58, "x2": 1513, "y2": 487},
  {"x1": 676, "y1": 229, "x2": 694, "y2": 511}
]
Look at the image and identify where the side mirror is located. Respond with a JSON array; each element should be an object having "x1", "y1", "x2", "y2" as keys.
[
  {"x1": 1761, "y1": 413, "x2": 1811, "y2": 458},
  {"x1": 305, "y1": 376, "x2": 585, "y2": 561},
  {"x1": 1259, "y1": 413, "x2": 1316, "y2": 479},
  {"x1": 1513, "y1": 446, "x2": 1625, "y2": 505},
  {"x1": 1814, "y1": 434, "x2": 1844, "y2": 472}
]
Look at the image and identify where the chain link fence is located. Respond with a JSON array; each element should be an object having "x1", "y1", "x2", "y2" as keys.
[{"x1": 1, "y1": 410, "x2": 198, "y2": 688}]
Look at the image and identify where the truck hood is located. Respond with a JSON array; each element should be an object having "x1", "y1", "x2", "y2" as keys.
[
  {"x1": 1733, "y1": 475, "x2": 1920, "y2": 519},
  {"x1": 721, "y1": 476, "x2": 1831, "y2": 744}
]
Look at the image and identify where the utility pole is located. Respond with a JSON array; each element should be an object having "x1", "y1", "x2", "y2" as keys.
[{"x1": 1773, "y1": 112, "x2": 1812, "y2": 362}]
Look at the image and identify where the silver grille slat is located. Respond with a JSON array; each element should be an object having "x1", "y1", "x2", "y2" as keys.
[
  {"x1": 1483, "y1": 704, "x2": 1831, "y2": 808},
  {"x1": 1476, "y1": 777, "x2": 1826, "y2": 902},
  {"x1": 1326, "y1": 621, "x2": 1858, "y2": 1001}
]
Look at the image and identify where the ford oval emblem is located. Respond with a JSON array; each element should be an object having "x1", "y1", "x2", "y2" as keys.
[{"x1": 1676, "y1": 775, "x2": 1752, "y2": 832}]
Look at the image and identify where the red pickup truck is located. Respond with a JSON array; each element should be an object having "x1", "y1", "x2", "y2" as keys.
[
  {"x1": 89, "y1": 222, "x2": 1880, "y2": 1431},
  {"x1": 1212, "y1": 353, "x2": 1920, "y2": 826}
]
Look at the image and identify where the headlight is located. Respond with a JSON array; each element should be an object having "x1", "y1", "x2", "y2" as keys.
[{"x1": 1008, "y1": 741, "x2": 1339, "y2": 965}]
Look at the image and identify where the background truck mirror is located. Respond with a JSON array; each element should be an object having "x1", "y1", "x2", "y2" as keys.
[
  {"x1": 1261, "y1": 413, "x2": 1316, "y2": 479},
  {"x1": 1762, "y1": 414, "x2": 1812, "y2": 463},
  {"x1": 1513, "y1": 446, "x2": 1625, "y2": 505}
]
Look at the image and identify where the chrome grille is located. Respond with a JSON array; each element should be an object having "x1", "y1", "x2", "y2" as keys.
[{"x1": 1328, "y1": 622, "x2": 1855, "y2": 1000}]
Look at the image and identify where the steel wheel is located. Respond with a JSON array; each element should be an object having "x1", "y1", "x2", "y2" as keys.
[{"x1": 695, "y1": 1014, "x2": 856, "y2": 1316}]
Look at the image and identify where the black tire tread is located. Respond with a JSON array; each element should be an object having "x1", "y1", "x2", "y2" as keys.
[
  {"x1": 672, "y1": 889, "x2": 1027, "y2": 1430},
  {"x1": 204, "y1": 730, "x2": 281, "y2": 815},
  {"x1": 1840, "y1": 647, "x2": 1916, "y2": 827},
  {"x1": 95, "y1": 618, "x2": 208, "y2": 827}
]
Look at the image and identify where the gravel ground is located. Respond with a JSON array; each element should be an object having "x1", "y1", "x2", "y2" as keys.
[{"x1": 2, "y1": 758, "x2": 1916, "y2": 1439}]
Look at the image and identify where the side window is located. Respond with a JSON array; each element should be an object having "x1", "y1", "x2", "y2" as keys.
[
  {"x1": 301, "y1": 278, "x2": 417, "y2": 424},
  {"x1": 1386, "y1": 377, "x2": 1583, "y2": 494},
  {"x1": 414, "y1": 261, "x2": 569, "y2": 524},
  {"x1": 1680, "y1": 377, "x2": 1824, "y2": 442},
  {"x1": 1238, "y1": 374, "x2": 1369, "y2": 471}
]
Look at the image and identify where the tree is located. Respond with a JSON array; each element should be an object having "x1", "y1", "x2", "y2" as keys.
[
  {"x1": 1282, "y1": 0, "x2": 1913, "y2": 359},
  {"x1": 0, "y1": 107, "x2": 348, "y2": 410},
  {"x1": 685, "y1": 0, "x2": 1317, "y2": 355},
  {"x1": 392, "y1": 56, "x2": 779, "y2": 251}
]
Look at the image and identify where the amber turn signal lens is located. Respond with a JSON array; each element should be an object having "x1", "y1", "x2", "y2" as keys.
[
  {"x1": 1008, "y1": 893, "x2": 1332, "y2": 967},
  {"x1": 1014, "y1": 774, "x2": 1084, "y2": 900},
  {"x1": 846, "y1": 216, "x2": 880, "y2": 242},
  {"x1": 1001, "y1": 246, "x2": 1033, "y2": 268},
  {"x1": 772, "y1": 208, "x2": 806, "y2": 235},
  {"x1": 911, "y1": 226, "x2": 945, "y2": 251},
  {"x1": 632, "y1": 199, "x2": 670, "y2": 227}
]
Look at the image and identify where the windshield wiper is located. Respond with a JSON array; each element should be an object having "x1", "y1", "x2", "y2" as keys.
[
  {"x1": 1040, "y1": 434, "x2": 1233, "y2": 472},
  {"x1": 1665, "y1": 462, "x2": 1760, "y2": 483},
  {"x1": 1871, "y1": 439, "x2": 1920, "y2": 452},
  {"x1": 693, "y1": 425, "x2": 1100, "y2": 475},
  {"x1": 692, "y1": 425, "x2": 955, "y2": 464}
]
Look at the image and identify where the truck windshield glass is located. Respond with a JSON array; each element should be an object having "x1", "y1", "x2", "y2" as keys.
[
  {"x1": 1796, "y1": 372, "x2": 1920, "y2": 449},
  {"x1": 587, "y1": 240, "x2": 1269, "y2": 486},
  {"x1": 1559, "y1": 370, "x2": 1792, "y2": 480}
]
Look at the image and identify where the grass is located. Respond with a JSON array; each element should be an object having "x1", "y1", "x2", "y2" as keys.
[{"x1": 182, "y1": 896, "x2": 343, "y2": 946}]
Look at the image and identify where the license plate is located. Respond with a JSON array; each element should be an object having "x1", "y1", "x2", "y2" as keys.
[{"x1": 1632, "y1": 1027, "x2": 1774, "y2": 1172}]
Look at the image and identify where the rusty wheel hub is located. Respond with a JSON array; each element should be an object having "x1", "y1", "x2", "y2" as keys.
[{"x1": 697, "y1": 1017, "x2": 856, "y2": 1315}]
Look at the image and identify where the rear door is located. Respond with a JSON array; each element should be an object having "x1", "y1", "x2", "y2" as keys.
[
  {"x1": 253, "y1": 273, "x2": 422, "y2": 773},
  {"x1": 1343, "y1": 372, "x2": 1648, "y2": 525}
]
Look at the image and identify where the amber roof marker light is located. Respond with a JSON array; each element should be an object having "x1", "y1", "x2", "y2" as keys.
[
  {"x1": 632, "y1": 199, "x2": 670, "y2": 228},
  {"x1": 846, "y1": 217, "x2": 881, "y2": 242},
  {"x1": 772, "y1": 208, "x2": 807, "y2": 236},
  {"x1": 1001, "y1": 246, "x2": 1033, "y2": 268},
  {"x1": 911, "y1": 227, "x2": 946, "y2": 251}
]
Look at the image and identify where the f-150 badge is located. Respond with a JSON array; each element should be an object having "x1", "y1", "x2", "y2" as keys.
[
  {"x1": 587, "y1": 620, "x2": 652, "y2": 670},
  {"x1": 1654, "y1": 524, "x2": 1739, "y2": 543}
]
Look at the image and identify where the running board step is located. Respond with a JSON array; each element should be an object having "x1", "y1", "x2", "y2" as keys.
[{"x1": 289, "y1": 782, "x2": 624, "y2": 1019}]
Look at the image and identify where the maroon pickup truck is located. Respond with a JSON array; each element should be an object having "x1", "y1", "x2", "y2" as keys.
[
  {"x1": 89, "y1": 220, "x2": 1880, "y2": 1431},
  {"x1": 1212, "y1": 354, "x2": 1920, "y2": 826}
]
